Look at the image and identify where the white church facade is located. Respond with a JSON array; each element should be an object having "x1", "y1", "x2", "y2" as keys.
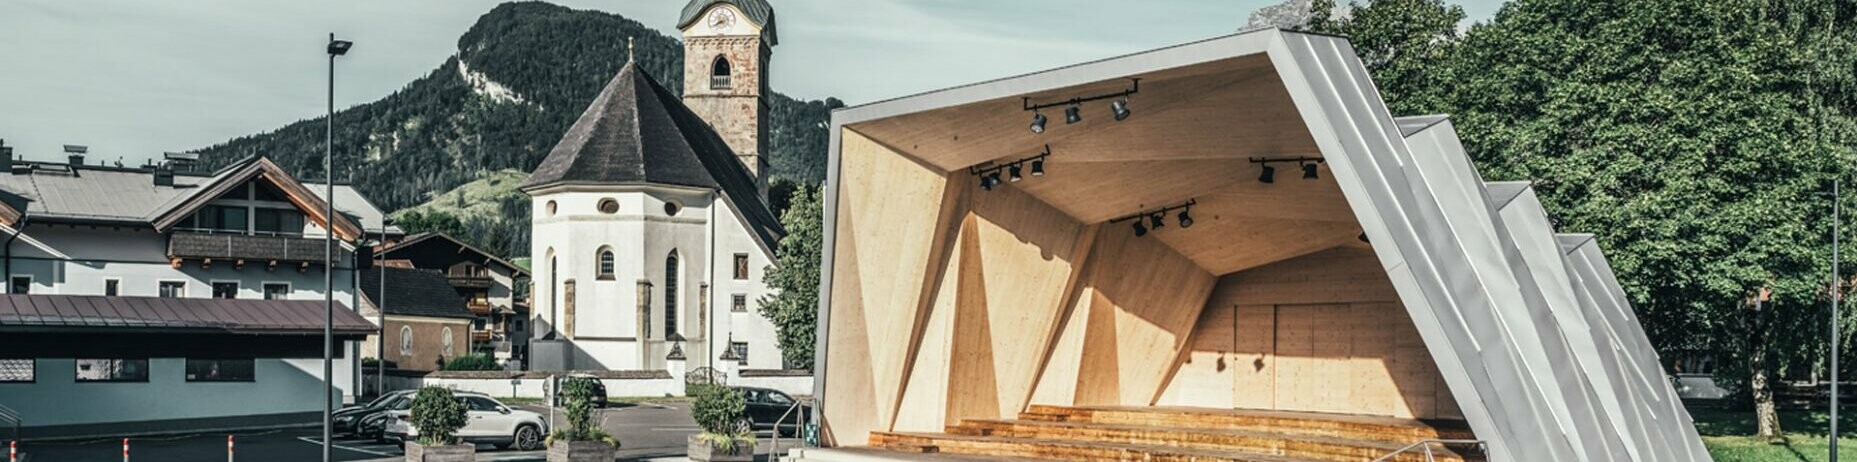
[{"x1": 523, "y1": 0, "x2": 788, "y2": 373}]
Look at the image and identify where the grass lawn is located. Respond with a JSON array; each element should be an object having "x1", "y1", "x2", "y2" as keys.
[{"x1": 1694, "y1": 406, "x2": 1857, "y2": 461}]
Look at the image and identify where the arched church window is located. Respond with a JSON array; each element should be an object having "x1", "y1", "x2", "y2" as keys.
[
  {"x1": 546, "y1": 200, "x2": 557, "y2": 217},
  {"x1": 665, "y1": 251, "x2": 680, "y2": 338},
  {"x1": 710, "y1": 56, "x2": 732, "y2": 90},
  {"x1": 597, "y1": 248, "x2": 615, "y2": 280}
]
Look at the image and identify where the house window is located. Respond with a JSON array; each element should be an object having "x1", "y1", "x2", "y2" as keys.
[
  {"x1": 104, "y1": 279, "x2": 120, "y2": 296},
  {"x1": 597, "y1": 249, "x2": 615, "y2": 280},
  {"x1": 665, "y1": 252, "x2": 679, "y2": 337},
  {"x1": 474, "y1": 317, "x2": 490, "y2": 330},
  {"x1": 212, "y1": 282, "x2": 239, "y2": 299},
  {"x1": 0, "y1": 359, "x2": 34, "y2": 382},
  {"x1": 710, "y1": 56, "x2": 732, "y2": 90},
  {"x1": 399, "y1": 326, "x2": 414, "y2": 356},
  {"x1": 195, "y1": 205, "x2": 250, "y2": 233},
  {"x1": 262, "y1": 283, "x2": 290, "y2": 300},
  {"x1": 732, "y1": 294, "x2": 748, "y2": 312},
  {"x1": 733, "y1": 254, "x2": 749, "y2": 280},
  {"x1": 75, "y1": 359, "x2": 148, "y2": 382},
  {"x1": 443, "y1": 327, "x2": 455, "y2": 357},
  {"x1": 8, "y1": 276, "x2": 28, "y2": 294},
  {"x1": 730, "y1": 342, "x2": 749, "y2": 365},
  {"x1": 185, "y1": 358, "x2": 255, "y2": 382},
  {"x1": 253, "y1": 208, "x2": 304, "y2": 235},
  {"x1": 158, "y1": 281, "x2": 186, "y2": 298}
]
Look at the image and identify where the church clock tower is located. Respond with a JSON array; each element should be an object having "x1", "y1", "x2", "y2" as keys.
[{"x1": 678, "y1": 0, "x2": 776, "y2": 198}]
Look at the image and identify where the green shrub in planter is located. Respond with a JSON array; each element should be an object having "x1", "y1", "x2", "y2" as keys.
[
  {"x1": 688, "y1": 384, "x2": 755, "y2": 456},
  {"x1": 442, "y1": 354, "x2": 499, "y2": 371},
  {"x1": 410, "y1": 387, "x2": 468, "y2": 446},
  {"x1": 547, "y1": 376, "x2": 617, "y2": 447}
]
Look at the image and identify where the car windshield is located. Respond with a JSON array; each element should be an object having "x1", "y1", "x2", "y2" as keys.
[
  {"x1": 766, "y1": 391, "x2": 794, "y2": 405},
  {"x1": 388, "y1": 396, "x2": 412, "y2": 410}
]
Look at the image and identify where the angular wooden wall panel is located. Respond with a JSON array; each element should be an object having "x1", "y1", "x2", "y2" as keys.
[
  {"x1": 946, "y1": 187, "x2": 1090, "y2": 423},
  {"x1": 822, "y1": 129, "x2": 958, "y2": 444},
  {"x1": 1155, "y1": 302, "x2": 1235, "y2": 408},
  {"x1": 1070, "y1": 227, "x2": 1218, "y2": 406},
  {"x1": 1232, "y1": 304, "x2": 1278, "y2": 410},
  {"x1": 890, "y1": 219, "x2": 969, "y2": 433}
]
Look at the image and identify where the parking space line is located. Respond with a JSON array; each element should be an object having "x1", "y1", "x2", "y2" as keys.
[{"x1": 296, "y1": 436, "x2": 398, "y2": 457}]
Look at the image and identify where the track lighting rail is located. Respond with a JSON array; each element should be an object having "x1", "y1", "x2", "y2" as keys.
[
  {"x1": 1022, "y1": 78, "x2": 1142, "y2": 112},
  {"x1": 968, "y1": 145, "x2": 1052, "y2": 190}
]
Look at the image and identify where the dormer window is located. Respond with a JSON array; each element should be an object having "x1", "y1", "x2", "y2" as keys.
[{"x1": 710, "y1": 56, "x2": 732, "y2": 90}]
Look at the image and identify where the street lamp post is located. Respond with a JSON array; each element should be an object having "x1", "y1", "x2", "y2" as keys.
[
  {"x1": 1835, "y1": 178, "x2": 1842, "y2": 462},
  {"x1": 324, "y1": 33, "x2": 352, "y2": 462}
]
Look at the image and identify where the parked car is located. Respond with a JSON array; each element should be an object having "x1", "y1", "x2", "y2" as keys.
[
  {"x1": 385, "y1": 392, "x2": 547, "y2": 451},
  {"x1": 367, "y1": 395, "x2": 417, "y2": 443},
  {"x1": 335, "y1": 390, "x2": 415, "y2": 436},
  {"x1": 732, "y1": 386, "x2": 809, "y2": 436},
  {"x1": 552, "y1": 374, "x2": 608, "y2": 408}
]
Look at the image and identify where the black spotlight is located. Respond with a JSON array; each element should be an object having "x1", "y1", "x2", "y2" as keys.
[
  {"x1": 1149, "y1": 212, "x2": 1165, "y2": 230},
  {"x1": 1302, "y1": 162, "x2": 1320, "y2": 180},
  {"x1": 989, "y1": 171, "x2": 1003, "y2": 188},
  {"x1": 1030, "y1": 158, "x2": 1045, "y2": 177},
  {"x1": 980, "y1": 172, "x2": 999, "y2": 190},
  {"x1": 1031, "y1": 112, "x2": 1048, "y2": 134},
  {"x1": 1009, "y1": 164, "x2": 1024, "y2": 182},
  {"x1": 1258, "y1": 165, "x2": 1276, "y2": 183},
  {"x1": 1178, "y1": 208, "x2": 1194, "y2": 228},
  {"x1": 1065, "y1": 104, "x2": 1082, "y2": 124},
  {"x1": 1132, "y1": 220, "x2": 1148, "y2": 237},
  {"x1": 1111, "y1": 98, "x2": 1131, "y2": 121}
]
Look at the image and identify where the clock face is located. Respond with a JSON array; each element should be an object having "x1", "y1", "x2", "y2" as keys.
[{"x1": 707, "y1": 8, "x2": 737, "y2": 31}]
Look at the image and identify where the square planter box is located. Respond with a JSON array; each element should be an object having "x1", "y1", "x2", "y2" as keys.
[
  {"x1": 687, "y1": 435, "x2": 753, "y2": 462},
  {"x1": 405, "y1": 442, "x2": 475, "y2": 462},
  {"x1": 547, "y1": 440, "x2": 617, "y2": 462}
]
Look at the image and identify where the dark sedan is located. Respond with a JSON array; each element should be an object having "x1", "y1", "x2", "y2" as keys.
[
  {"x1": 335, "y1": 390, "x2": 414, "y2": 436},
  {"x1": 553, "y1": 374, "x2": 608, "y2": 408},
  {"x1": 732, "y1": 386, "x2": 809, "y2": 436}
]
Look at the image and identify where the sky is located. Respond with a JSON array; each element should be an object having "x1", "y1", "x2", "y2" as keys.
[{"x1": 0, "y1": 0, "x2": 1506, "y2": 166}]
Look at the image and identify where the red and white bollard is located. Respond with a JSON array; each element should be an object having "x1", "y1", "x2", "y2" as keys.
[
  {"x1": 227, "y1": 435, "x2": 234, "y2": 462},
  {"x1": 121, "y1": 438, "x2": 128, "y2": 462},
  {"x1": 10, "y1": 440, "x2": 17, "y2": 462}
]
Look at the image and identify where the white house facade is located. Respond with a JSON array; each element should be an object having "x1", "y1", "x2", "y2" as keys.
[
  {"x1": 0, "y1": 153, "x2": 391, "y2": 438},
  {"x1": 524, "y1": 0, "x2": 788, "y2": 373}
]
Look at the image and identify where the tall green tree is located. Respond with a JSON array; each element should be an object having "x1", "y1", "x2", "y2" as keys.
[
  {"x1": 759, "y1": 184, "x2": 824, "y2": 369},
  {"x1": 1423, "y1": 0, "x2": 1856, "y2": 437}
]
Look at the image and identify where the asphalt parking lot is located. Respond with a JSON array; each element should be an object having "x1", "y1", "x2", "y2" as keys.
[{"x1": 15, "y1": 402, "x2": 801, "y2": 462}]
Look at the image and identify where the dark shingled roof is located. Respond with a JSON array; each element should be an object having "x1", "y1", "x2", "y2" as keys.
[
  {"x1": 360, "y1": 267, "x2": 475, "y2": 320},
  {"x1": 521, "y1": 62, "x2": 786, "y2": 252},
  {"x1": 0, "y1": 294, "x2": 373, "y2": 335},
  {"x1": 677, "y1": 0, "x2": 778, "y2": 45}
]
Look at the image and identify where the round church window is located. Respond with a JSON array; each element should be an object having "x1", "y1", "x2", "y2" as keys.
[
  {"x1": 598, "y1": 198, "x2": 620, "y2": 214},
  {"x1": 664, "y1": 200, "x2": 683, "y2": 216}
]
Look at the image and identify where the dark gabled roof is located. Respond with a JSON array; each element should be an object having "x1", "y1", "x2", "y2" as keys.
[
  {"x1": 0, "y1": 294, "x2": 373, "y2": 335},
  {"x1": 381, "y1": 232, "x2": 529, "y2": 277},
  {"x1": 522, "y1": 62, "x2": 786, "y2": 252},
  {"x1": 360, "y1": 267, "x2": 475, "y2": 320},
  {"x1": 677, "y1": 0, "x2": 778, "y2": 45},
  {"x1": 151, "y1": 156, "x2": 364, "y2": 240}
]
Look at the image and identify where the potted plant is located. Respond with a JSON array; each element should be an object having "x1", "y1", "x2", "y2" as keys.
[
  {"x1": 687, "y1": 384, "x2": 755, "y2": 462},
  {"x1": 546, "y1": 376, "x2": 618, "y2": 461},
  {"x1": 405, "y1": 386, "x2": 473, "y2": 462}
]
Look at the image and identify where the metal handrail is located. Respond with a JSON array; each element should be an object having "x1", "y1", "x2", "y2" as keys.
[
  {"x1": 1372, "y1": 439, "x2": 1484, "y2": 462},
  {"x1": 768, "y1": 396, "x2": 813, "y2": 458}
]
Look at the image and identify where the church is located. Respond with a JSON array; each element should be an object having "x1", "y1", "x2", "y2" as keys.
[{"x1": 522, "y1": 0, "x2": 787, "y2": 373}]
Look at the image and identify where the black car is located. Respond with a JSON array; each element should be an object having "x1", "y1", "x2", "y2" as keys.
[
  {"x1": 335, "y1": 390, "x2": 414, "y2": 436},
  {"x1": 732, "y1": 387, "x2": 809, "y2": 436},
  {"x1": 553, "y1": 374, "x2": 608, "y2": 408}
]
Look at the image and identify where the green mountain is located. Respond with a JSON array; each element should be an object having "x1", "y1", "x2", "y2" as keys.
[{"x1": 194, "y1": 1, "x2": 842, "y2": 258}]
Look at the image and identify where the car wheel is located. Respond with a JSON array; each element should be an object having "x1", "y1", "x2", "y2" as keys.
[
  {"x1": 513, "y1": 424, "x2": 543, "y2": 451},
  {"x1": 731, "y1": 417, "x2": 753, "y2": 434}
]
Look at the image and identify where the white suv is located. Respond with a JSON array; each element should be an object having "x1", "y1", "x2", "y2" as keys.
[{"x1": 385, "y1": 392, "x2": 548, "y2": 451}]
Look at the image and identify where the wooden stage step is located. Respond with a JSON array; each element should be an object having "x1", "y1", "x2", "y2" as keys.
[
  {"x1": 1022, "y1": 405, "x2": 1476, "y2": 445},
  {"x1": 864, "y1": 406, "x2": 1481, "y2": 462}
]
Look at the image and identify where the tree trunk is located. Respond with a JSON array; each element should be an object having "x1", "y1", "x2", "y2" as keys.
[{"x1": 1750, "y1": 297, "x2": 1782, "y2": 439}]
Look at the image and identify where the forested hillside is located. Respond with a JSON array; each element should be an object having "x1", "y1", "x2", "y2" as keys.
[{"x1": 194, "y1": 1, "x2": 841, "y2": 257}]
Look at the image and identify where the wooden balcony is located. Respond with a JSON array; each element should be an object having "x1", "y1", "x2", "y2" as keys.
[
  {"x1": 446, "y1": 275, "x2": 493, "y2": 289},
  {"x1": 467, "y1": 301, "x2": 493, "y2": 316},
  {"x1": 168, "y1": 231, "x2": 331, "y2": 268}
]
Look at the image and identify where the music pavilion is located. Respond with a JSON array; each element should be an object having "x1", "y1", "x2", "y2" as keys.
[{"x1": 809, "y1": 29, "x2": 1709, "y2": 462}]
